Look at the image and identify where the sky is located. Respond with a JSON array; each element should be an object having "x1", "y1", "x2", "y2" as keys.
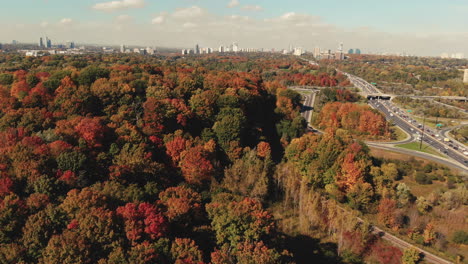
[{"x1": 1, "y1": 0, "x2": 468, "y2": 56}]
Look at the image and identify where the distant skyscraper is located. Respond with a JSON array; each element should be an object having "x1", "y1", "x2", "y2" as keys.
[
  {"x1": 39, "y1": 37, "x2": 44, "y2": 48},
  {"x1": 120, "y1": 44, "x2": 125, "y2": 53},
  {"x1": 46, "y1": 37, "x2": 52, "y2": 48},
  {"x1": 313, "y1": 47, "x2": 320, "y2": 58},
  {"x1": 293, "y1": 47, "x2": 304, "y2": 56},
  {"x1": 232, "y1": 43, "x2": 239, "y2": 52},
  {"x1": 463, "y1": 69, "x2": 468, "y2": 84},
  {"x1": 348, "y1": 49, "x2": 354, "y2": 54},
  {"x1": 355, "y1": 49, "x2": 361, "y2": 55},
  {"x1": 66, "y1": 41, "x2": 75, "y2": 49},
  {"x1": 219, "y1": 45, "x2": 225, "y2": 53},
  {"x1": 12, "y1": 40, "x2": 18, "y2": 45},
  {"x1": 195, "y1": 44, "x2": 200, "y2": 54},
  {"x1": 335, "y1": 43, "x2": 344, "y2": 60}
]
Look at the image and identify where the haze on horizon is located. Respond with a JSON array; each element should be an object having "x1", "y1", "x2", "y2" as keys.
[{"x1": 1, "y1": 0, "x2": 467, "y2": 56}]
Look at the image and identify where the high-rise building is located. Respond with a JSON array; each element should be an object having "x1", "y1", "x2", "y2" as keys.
[
  {"x1": 46, "y1": 37, "x2": 52, "y2": 48},
  {"x1": 120, "y1": 44, "x2": 125, "y2": 53},
  {"x1": 39, "y1": 37, "x2": 44, "y2": 48},
  {"x1": 219, "y1": 45, "x2": 225, "y2": 53},
  {"x1": 338, "y1": 43, "x2": 343, "y2": 53},
  {"x1": 195, "y1": 44, "x2": 200, "y2": 54},
  {"x1": 293, "y1": 47, "x2": 304, "y2": 56},
  {"x1": 335, "y1": 43, "x2": 344, "y2": 60},
  {"x1": 66, "y1": 41, "x2": 75, "y2": 49},
  {"x1": 463, "y1": 69, "x2": 468, "y2": 84},
  {"x1": 348, "y1": 49, "x2": 354, "y2": 54},
  {"x1": 12, "y1": 40, "x2": 18, "y2": 45},
  {"x1": 313, "y1": 47, "x2": 320, "y2": 58},
  {"x1": 232, "y1": 42, "x2": 239, "y2": 52},
  {"x1": 355, "y1": 49, "x2": 361, "y2": 55}
]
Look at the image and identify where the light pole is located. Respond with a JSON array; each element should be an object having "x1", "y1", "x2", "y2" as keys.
[{"x1": 419, "y1": 114, "x2": 426, "y2": 150}]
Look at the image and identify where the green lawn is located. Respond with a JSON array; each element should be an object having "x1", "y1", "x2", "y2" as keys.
[
  {"x1": 396, "y1": 142, "x2": 444, "y2": 157},
  {"x1": 392, "y1": 126, "x2": 409, "y2": 141}
]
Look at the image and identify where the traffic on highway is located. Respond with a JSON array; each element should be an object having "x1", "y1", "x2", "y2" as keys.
[{"x1": 345, "y1": 73, "x2": 468, "y2": 169}]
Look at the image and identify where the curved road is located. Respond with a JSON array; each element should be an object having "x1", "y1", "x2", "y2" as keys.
[
  {"x1": 343, "y1": 72, "x2": 468, "y2": 169},
  {"x1": 288, "y1": 70, "x2": 459, "y2": 263}
]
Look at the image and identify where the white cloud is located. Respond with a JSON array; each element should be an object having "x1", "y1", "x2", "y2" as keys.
[
  {"x1": 229, "y1": 15, "x2": 250, "y2": 21},
  {"x1": 227, "y1": 0, "x2": 240, "y2": 8},
  {"x1": 3, "y1": 7, "x2": 467, "y2": 57},
  {"x1": 152, "y1": 16, "x2": 165, "y2": 24},
  {"x1": 280, "y1": 12, "x2": 296, "y2": 20},
  {"x1": 59, "y1": 18, "x2": 73, "y2": 26},
  {"x1": 241, "y1": 5, "x2": 262, "y2": 11},
  {"x1": 116, "y1": 14, "x2": 132, "y2": 22},
  {"x1": 173, "y1": 6, "x2": 205, "y2": 18},
  {"x1": 183, "y1": 22, "x2": 198, "y2": 29},
  {"x1": 92, "y1": 0, "x2": 145, "y2": 12}
]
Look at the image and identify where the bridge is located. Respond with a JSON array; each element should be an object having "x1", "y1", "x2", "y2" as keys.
[
  {"x1": 367, "y1": 94, "x2": 393, "y2": 100},
  {"x1": 407, "y1": 95, "x2": 468, "y2": 102}
]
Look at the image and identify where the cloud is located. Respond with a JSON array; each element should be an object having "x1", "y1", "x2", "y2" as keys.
[
  {"x1": 241, "y1": 5, "x2": 262, "y2": 11},
  {"x1": 152, "y1": 16, "x2": 165, "y2": 24},
  {"x1": 116, "y1": 15, "x2": 132, "y2": 22},
  {"x1": 4, "y1": 6, "x2": 467, "y2": 57},
  {"x1": 173, "y1": 6, "x2": 205, "y2": 18},
  {"x1": 227, "y1": 0, "x2": 240, "y2": 8},
  {"x1": 92, "y1": 0, "x2": 145, "y2": 12},
  {"x1": 59, "y1": 18, "x2": 73, "y2": 26},
  {"x1": 40, "y1": 21, "x2": 49, "y2": 28},
  {"x1": 183, "y1": 22, "x2": 198, "y2": 29},
  {"x1": 229, "y1": 15, "x2": 250, "y2": 21}
]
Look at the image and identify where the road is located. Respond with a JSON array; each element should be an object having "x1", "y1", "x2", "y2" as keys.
[
  {"x1": 344, "y1": 73, "x2": 468, "y2": 170},
  {"x1": 291, "y1": 62, "x2": 457, "y2": 263},
  {"x1": 288, "y1": 86, "x2": 319, "y2": 132},
  {"x1": 335, "y1": 205, "x2": 455, "y2": 264},
  {"x1": 371, "y1": 225, "x2": 453, "y2": 264},
  {"x1": 367, "y1": 143, "x2": 468, "y2": 173}
]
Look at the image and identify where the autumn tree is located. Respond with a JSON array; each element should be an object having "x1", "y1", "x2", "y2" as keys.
[
  {"x1": 170, "y1": 238, "x2": 204, "y2": 264},
  {"x1": 377, "y1": 198, "x2": 397, "y2": 228},
  {"x1": 116, "y1": 202, "x2": 167, "y2": 245},
  {"x1": 402, "y1": 247, "x2": 421, "y2": 264},
  {"x1": 158, "y1": 186, "x2": 202, "y2": 222},
  {"x1": 222, "y1": 150, "x2": 270, "y2": 201},
  {"x1": 206, "y1": 195, "x2": 274, "y2": 247},
  {"x1": 179, "y1": 145, "x2": 214, "y2": 185}
]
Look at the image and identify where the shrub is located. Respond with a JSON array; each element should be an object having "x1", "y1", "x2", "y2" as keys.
[
  {"x1": 415, "y1": 172, "x2": 432, "y2": 185},
  {"x1": 452, "y1": 230, "x2": 468, "y2": 245}
]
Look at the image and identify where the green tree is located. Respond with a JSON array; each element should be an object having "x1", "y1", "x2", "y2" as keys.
[{"x1": 402, "y1": 247, "x2": 421, "y2": 264}]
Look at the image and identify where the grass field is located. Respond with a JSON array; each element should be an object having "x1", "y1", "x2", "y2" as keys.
[
  {"x1": 392, "y1": 126, "x2": 409, "y2": 141},
  {"x1": 396, "y1": 142, "x2": 444, "y2": 157}
]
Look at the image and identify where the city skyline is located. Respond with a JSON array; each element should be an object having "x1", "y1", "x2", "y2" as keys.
[{"x1": 1, "y1": 0, "x2": 467, "y2": 56}]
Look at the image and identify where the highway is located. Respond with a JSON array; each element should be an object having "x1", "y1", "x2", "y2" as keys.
[
  {"x1": 288, "y1": 67, "x2": 458, "y2": 263},
  {"x1": 344, "y1": 73, "x2": 468, "y2": 170},
  {"x1": 288, "y1": 86, "x2": 319, "y2": 132}
]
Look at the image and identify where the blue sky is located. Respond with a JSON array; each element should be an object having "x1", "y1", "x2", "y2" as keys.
[{"x1": 1, "y1": 0, "x2": 467, "y2": 55}]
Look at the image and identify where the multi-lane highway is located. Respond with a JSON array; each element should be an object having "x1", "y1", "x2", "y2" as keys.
[{"x1": 344, "y1": 73, "x2": 468, "y2": 170}]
